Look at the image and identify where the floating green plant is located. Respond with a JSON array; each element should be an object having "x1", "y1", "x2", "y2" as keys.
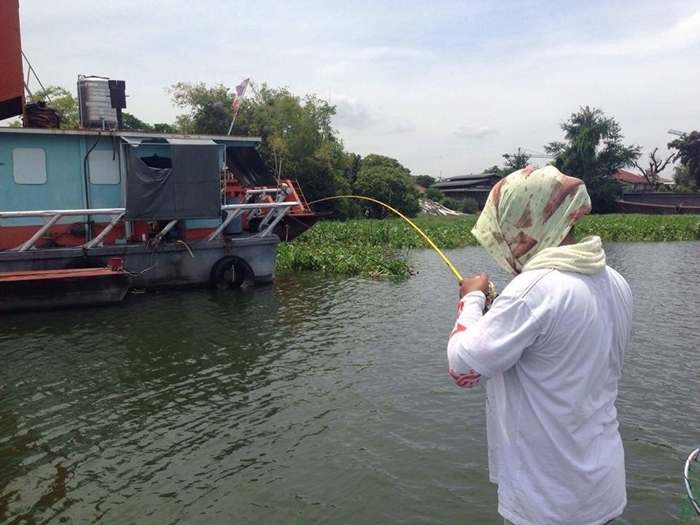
[{"x1": 277, "y1": 214, "x2": 700, "y2": 278}]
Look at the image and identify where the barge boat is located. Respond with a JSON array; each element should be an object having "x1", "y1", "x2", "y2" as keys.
[{"x1": 0, "y1": 0, "x2": 322, "y2": 307}]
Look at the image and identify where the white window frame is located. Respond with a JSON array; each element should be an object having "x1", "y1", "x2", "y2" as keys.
[
  {"x1": 12, "y1": 148, "x2": 47, "y2": 184},
  {"x1": 88, "y1": 149, "x2": 121, "y2": 185}
]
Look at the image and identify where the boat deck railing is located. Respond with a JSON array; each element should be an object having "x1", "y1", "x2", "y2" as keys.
[{"x1": 0, "y1": 197, "x2": 299, "y2": 252}]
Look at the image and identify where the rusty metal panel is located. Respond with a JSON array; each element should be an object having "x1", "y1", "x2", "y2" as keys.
[{"x1": 0, "y1": 0, "x2": 24, "y2": 121}]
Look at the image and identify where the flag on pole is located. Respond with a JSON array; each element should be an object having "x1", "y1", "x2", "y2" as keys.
[
  {"x1": 228, "y1": 77, "x2": 250, "y2": 135},
  {"x1": 231, "y1": 77, "x2": 250, "y2": 116}
]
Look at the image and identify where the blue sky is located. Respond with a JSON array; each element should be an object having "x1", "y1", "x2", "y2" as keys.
[{"x1": 10, "y1": 0, "x2": 700, "y2": 178}]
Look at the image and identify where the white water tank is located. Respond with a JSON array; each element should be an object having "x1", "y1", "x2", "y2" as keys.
[{"x1": 77, "y1": 75, "x2": 118, "y2": 129}]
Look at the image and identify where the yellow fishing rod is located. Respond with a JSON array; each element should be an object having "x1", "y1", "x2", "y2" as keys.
[{"x1": 308, "y1": 195, "x2": 463, "y2": 281}]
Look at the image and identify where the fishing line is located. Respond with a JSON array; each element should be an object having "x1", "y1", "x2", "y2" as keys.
[{"x1": 308, "y1": 195, "x2": 463, "y2": 281}]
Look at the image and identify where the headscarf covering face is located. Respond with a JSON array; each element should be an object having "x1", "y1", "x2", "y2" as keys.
[{"x1": 471, "y1": 166, "x2": 591, "y2": 276}]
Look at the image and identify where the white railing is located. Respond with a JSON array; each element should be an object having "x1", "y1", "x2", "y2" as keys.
[{"x1": 0, "y1": 199, "x2": 299, "y2": 252}]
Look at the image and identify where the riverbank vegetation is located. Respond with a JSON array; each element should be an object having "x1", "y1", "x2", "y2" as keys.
[{"x1": 276, "y1": 214, "x2": 700, "y2": 278}]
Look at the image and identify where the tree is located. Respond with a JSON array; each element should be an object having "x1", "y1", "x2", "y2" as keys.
[
  {"x1": 442, "y1": 197, "x2": 461, "y2": 212},
  {"x1": 482, "y1": 149, "x2": 536, "y2": 178},
  {"x1": 415, "y1": 175, "x2": 436, "y2": 188},
  {"x1": 668, "y1": 131, "x2": 700, "y2": 191},
  {"x1": 121, "y1": 112, "x2": 153, "y2": 131},
  {"x1": 152, "y1": 122, "x2": 176, "y2": 133},
  {"x1": 345, "y1": 153, "x2": 362, "y2": 187},
  {"x1": 168, "y1": 81, "x2": 354, "y2": 215},
  {"x1": 168, "y1": 82, "x2": 233, "y2": 134},
  {"x1": 672, "y1": 164, "x2": 696, "y2": 192},
  {"x1": 461, "y1": 197, "x2": 479, "y2": 214},
  {"x1": 633, "y1": 147, "x2": 676, "y2": 191},
  {"x1": 502, "y1": 150, "x2": 531, "y2": 173},
  {"x1": 545, "y1": 106, "x2": 641, "y2": 213},
  {"x1": 354, "y1": 154, "x2": 421, "y2": 218},
  {"x1": 31, "y1": 85, "x2": 79, "y2": 129},
  {"x1": 120, "y1": 113, "x2": 176, "y2": 133},
  {"x1": 482, "y1": 165, "x2": 506, "y2": 176},
  {"x1": 424, "y1": 187, "x2": 445, "y2": 202}
]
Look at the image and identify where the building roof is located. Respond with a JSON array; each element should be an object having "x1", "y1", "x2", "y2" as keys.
[
  {"x1": 437, "y1": 172, "x2": 501, "y2": 182},
  {"x1": 432, "y1": 172, "x2": 502, "y2": 190},
  {"x1": 614, "y1": 169, "x2": 674, "y2": 186},
  {"x1": 615, "y1": 169, "x2": 648, "y2": 184}
]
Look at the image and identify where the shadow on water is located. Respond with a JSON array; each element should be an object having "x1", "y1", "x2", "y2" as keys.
[{"x1": 0, "y1": 241, "x2": 698, "y2": 524}]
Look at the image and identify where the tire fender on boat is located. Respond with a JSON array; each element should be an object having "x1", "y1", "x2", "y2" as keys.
[{"x1": 209, "y1": 256, "x2": 252, "y2": 289}]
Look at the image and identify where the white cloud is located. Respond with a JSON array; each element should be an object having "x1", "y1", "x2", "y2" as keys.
[
  {"x1": 539, "y1": 10, "x2": 700, "y2": 58},
  {"x1": 7, "y1": 0, "x2": 700, "y2": 178},
  {"x1": 331, "y1": 96, "x2": 373, "y2": 129},
  {"x1": 453, "y1": 126, "x2": 499, "y2": 140}
]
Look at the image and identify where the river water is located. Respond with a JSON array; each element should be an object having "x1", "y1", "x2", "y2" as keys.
[{"x1": 0, "y1": 241, "x2": 698, "y2": 525}]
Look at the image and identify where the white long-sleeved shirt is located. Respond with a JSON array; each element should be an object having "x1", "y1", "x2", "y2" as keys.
[{"x1": 447, "y1": 267, "x2": 633, "y2": 525}]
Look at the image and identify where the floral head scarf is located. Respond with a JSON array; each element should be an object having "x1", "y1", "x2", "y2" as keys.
[{"x1": 472, "y1": 166, "x2": 591, "y2": 276}]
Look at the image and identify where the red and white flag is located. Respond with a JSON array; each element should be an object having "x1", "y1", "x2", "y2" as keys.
[{"x1": 232, "y1": 77, "x2": 250, "y2": 116}]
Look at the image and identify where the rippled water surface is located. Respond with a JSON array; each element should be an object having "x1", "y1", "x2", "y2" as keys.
[{"x1": 1, "y1": 241, "x2": 699, "y2": 524}]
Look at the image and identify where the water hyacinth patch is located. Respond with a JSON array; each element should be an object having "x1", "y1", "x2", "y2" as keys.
[{"x1": 277, "y1": 214, "x2": 700, "y2": 278}]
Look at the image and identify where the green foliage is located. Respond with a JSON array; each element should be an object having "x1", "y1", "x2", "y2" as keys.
[
  {"x1": 34, "y1": 85, "x2": 79, "y2": 129},
  {"x1": 121, "y1": 112, "x2": 152, "y2": 131},
  {"x1": 361, "y1": 154, "x2": 410, "y2": 174},
  {"x1": 168, "y1": 81, "x2": 354, "y2": 216},
  {"x1": 668, "y1": 131, "x2": 700, "y2": 190},
  {"x1": 424, "y1": 187, "x2": 445, "y2": 202},
  {"x1": 482, "y1": 164, "x2": 506, "y2": 176},
  {"x1": 576, "y1": 214, "x2": 700, "y2": 242},
  {"x1": 278, "y1": 214, "x2": 700, "y2": 278},
  {"x1": 545, "y1": 106, "x2": 641, "y2": 212},
  {"x1": 354, "y1": 155, "x2": 421, "y2": 218},
  {"x1": 344, "y1": 153, "x2": 362, "y2": 187},
  {"x1": 585, "y1": 177, "x2": 623, "y2": 214},
  {"x1": 441, "y1": 197, "x2": 461, "y2": 211},
  {"x1": 168, "y1": 81, "x2": 233, "y2": 134},
  {"x1": 415, "y1": 175, "x2": 436, "y2": 188},
  {"x1": 276, "y1": 240, "x2": 410, "y2": 278},
  {"x1": 461, "y1": 197, "x2": 479, "y2": 214},
  {"x1": 673, "y1": 164, "x2": 697, "y2": 192},
  {"x1": 151, "y1": 123, "x2": 176, "y2": 133},
  {"x1": 502, "y1": 151, "x2": 531, "y2": 172},
  {"x1": 121, "y1": 112, "x2": 176, "y2": 133}
]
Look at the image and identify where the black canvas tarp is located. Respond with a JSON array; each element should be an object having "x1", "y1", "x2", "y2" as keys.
[
  {"x1": 226, "y1": 146, "x2": 277, "y2": 187},
  {"x1": 125, "y1": 144, "x2": 221, "y2": 220}
]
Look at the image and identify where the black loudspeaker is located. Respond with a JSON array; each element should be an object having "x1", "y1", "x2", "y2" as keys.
[{"x1": 108, "y1": 80, "x2": 127, "y2": 109}]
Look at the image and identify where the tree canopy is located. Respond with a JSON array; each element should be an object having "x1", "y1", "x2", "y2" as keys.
[
  {"x1": 502, "y1": 150, "x2": 531, "y2": 173},
  {"x1": 354, "y1": 154, "x2": 421, "y2": 218},
  {"x1": 168, "y1": 81, "x2": 353, "y2": 215},
  {"x1": 668, "y1": 131, "x2": 700, "y2": 191},
  {"x1": 414, "y1": 175, "x2": 436, "y2": 188},
  {"x1": 545, "y1": 106, "x2": 641, "y2": 212},
  {"x1": 32, "y1": 85, "x2": 79, "y2": 129},
  {"x1": 633, "y1": 147, "x2": 675, "y2": 191}
]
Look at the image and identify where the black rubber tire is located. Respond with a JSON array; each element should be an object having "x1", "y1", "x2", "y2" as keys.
[
  {"x1": 209, "y1": 256, "x2": 252, "y2": 289},
  {"x1": 64, "y1": 257, "x2": 105, "y2": 269}
]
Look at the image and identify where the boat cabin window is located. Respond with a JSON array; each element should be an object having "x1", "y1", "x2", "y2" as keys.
[
  {"x1": 88, "y1": 149, "x2": 121, "y2": 185},
  {"x1": 12, "y1": 148, "x2": 47, "y2": 184}
]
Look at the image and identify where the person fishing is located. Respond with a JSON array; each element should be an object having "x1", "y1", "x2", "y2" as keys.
[{"x1": 447, "y1": 166, "x2": 633, "y2": 525}]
